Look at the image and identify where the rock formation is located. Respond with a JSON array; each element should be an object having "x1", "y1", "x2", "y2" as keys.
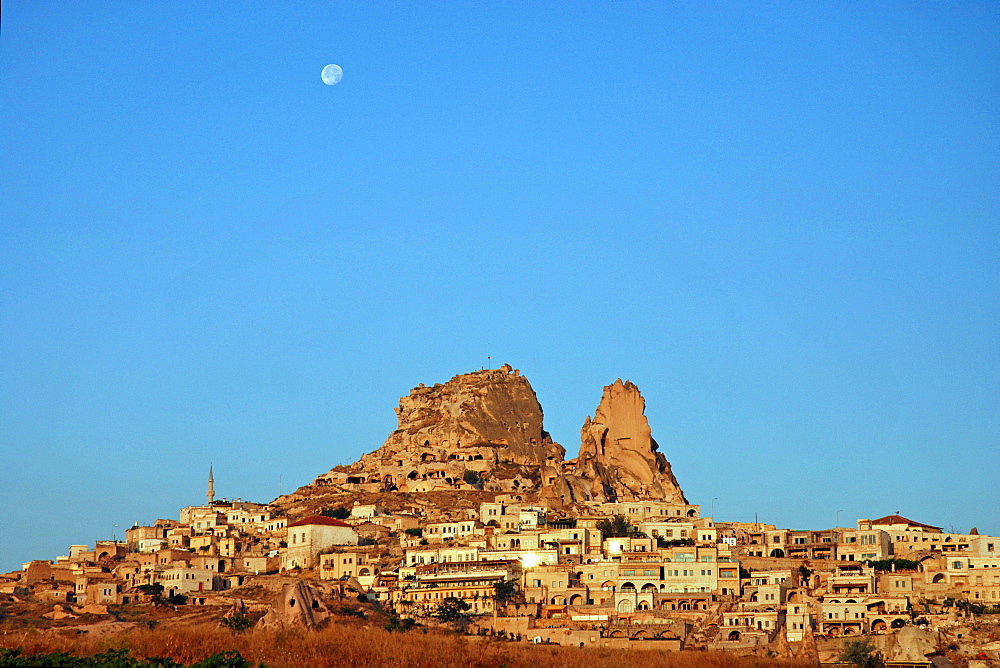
[
  {"x1": 256, "y1": 581, "x2": 331, "y2": 630},
  {"x1": 315, "y1": 365, "x2": 564, "y2": 494},
  {"x1": 545, "y1": 379, "x2": 686, "y2": 505},
  {"x1": 313, "y1": 368, "x2": 686, "y2": 507}
]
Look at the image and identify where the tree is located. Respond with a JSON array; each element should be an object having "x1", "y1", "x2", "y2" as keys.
[
  {"x1": 220, "y1": 613, "x2": 254, "y2": 634},
  {"x1": 839, "y1": 638, "x2": 885, "y2": 668},
  {"x1": 404, "y1": 528, "x2": 423, "y2": 537},
  {"x1": 433, "y1": 596, "x2": 471, "y2": 623},
  {"x1": 321, "y1": 506, "x2": 351, "y2": 520},
  {"x1": 137, "y1": 583, "x2": 165, "y2": 605},
  {"x1": 864, "y1": 558, "x2": 920, "y2": 572},
  {"x1": 798, "y1": 564, "x2": 813, "y2": 584},
  {"x1": 462, "y1": 470, "x2": 480, "y2": 485},
  {"x1": 596, "y1": 514, "x2": 632, "y2": 538},
  {"x1": 493, "y1": 579, "x2": 517, "y2": 607}
]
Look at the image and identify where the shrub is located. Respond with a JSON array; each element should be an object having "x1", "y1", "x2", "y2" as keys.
[
  {"x1": 384, "y1": 615, "x2": 416, "y2": 633},
  {"x1": 320, "y1": 506, "x2": 351, "y2": 520},
  {"x1": 839, "y1": 638, "x2": 885, "y2": 667},
  {"x1": 338, "y1": 605, "x2": 365, "y2": 618},
  {"x1": 219, "y1": 614, "x2": 254, "y2": 635}
]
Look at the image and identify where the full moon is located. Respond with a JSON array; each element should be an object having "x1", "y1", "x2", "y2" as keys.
[{"x1": 321, "y1": 64, "x2": 343, "y2": 86}]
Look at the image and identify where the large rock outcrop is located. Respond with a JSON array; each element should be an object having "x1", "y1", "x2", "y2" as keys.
[
  {"x1": 312, "y1": 368, "x2": 686, "y2": 506},
  {"x1": 255, "y1": 581, "x2": 331, "y2": 630},
  {"x1": 315, "y1": 365, "x2": 564, "y2": 493},
  {"x1": 546, "y1": 379, "x2": 686, "y2": 504}
]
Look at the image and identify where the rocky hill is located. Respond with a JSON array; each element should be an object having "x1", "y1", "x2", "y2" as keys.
[{"x1": 309, "y1": 366, "x2": 686, "y2": 507}]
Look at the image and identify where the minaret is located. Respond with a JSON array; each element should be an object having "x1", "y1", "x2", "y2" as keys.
[{"x1": 207, "y1": 465, "x2": 215, "y2": 506}]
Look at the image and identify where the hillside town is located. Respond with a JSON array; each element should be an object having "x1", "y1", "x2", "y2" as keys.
[{"x1": 3, "y1": 368, "x2": 999, "y2": 665}]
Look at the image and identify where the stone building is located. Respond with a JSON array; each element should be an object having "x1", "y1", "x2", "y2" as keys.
[{"x1": 282, "y1": 516, "x2": 359, "y2": 571}]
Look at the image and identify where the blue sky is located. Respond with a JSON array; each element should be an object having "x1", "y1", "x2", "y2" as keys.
[{"x1": 1, "y1": 2, "x2": 997, "y2": 572}]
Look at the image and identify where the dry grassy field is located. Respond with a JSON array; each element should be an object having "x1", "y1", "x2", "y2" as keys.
[{"x1": 0, "y1": 618, "x2": 814, "y2": 668}]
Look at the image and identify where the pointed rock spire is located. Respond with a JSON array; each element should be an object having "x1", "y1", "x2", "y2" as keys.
[{"x1": 576, "y1": 379, "x2": 686, "y2": 503}]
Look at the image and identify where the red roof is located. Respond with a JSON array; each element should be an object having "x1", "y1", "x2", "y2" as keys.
[
  {"x1": 287, "y1": 515, "x2": 354, "y2": 528},
  {"x1": 871, "y1": 515, "x2": 942, "y2": 531}
]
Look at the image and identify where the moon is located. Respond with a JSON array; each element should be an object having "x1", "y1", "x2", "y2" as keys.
[{"x1": 321, "y1": 64, "x2": 343, "y2": 86}]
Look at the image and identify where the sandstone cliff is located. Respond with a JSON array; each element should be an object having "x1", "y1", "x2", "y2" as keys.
[
  {"x1": 545, "y1": 379, "x2": 687, "y2": 505},
  {"x1": 312, "y1": 368, "x2": 686, "y2": 507},
  {"x1": 315, "y1": 365, "x2": 564, "y2": 493}
]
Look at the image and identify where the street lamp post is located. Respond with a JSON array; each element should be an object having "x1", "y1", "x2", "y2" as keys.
[
  {"x1": 837, "y1": 510, "x2": 843, "y2": 528},
  {"x1": 711, "y1": 498, "x2": 718, "y2": 520}
]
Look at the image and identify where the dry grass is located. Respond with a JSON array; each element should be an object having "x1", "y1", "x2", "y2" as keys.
[{"x1": 0, "y1": 618, "x2": 814, "y2": 668}]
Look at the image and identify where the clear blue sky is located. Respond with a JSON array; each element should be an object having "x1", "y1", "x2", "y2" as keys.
[{"x1": 2, "y1": 2, "x2": 997, "y2": 573}]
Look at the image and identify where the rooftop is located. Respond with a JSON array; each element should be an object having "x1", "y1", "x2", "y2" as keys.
[{"x1": 287, "y1": 515, "x2": 354, "y2": 529}]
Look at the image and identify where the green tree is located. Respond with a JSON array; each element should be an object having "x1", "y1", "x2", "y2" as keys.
[
  {"x1": 404, "y1": 528, "x2": 423, "y2": 537},
  {"x1": 462, "y1": 470, "x2": 480, "y2": 485},
  {"x1": 219, "y1": 613, "x2": 254, "y2": 634},
  {"x1": 864, "y1": 558, "x2": 920, "y2": 572},
  {"x1": 493, "y1": 579, "x2": 517, "y2": 606},
  {"x1": 433, "y1": 596, "x2": 471, "y2": 623},
  {"x1": 839, "y1": 638, "x2": 885, "y2": 668},
  {"x1": 321, "y1": 506, "x2": 351, "y2": 520},
  {"x1": 596, "y1": 514, "x2": 632, "y2": 538},
  {"x1": 137, "y1": 583, "x2": 165, "y2": 605}
]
